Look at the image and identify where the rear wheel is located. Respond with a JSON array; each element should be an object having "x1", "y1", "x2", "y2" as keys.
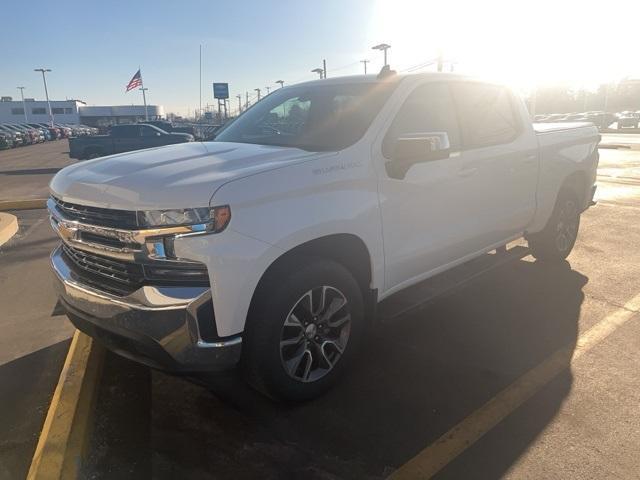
[
  {"x1": 242, "y1": 259, "x2": 364, "y2": 401},
  {"x1": 528, "y1": 189, "x2": 581, "y2": 262}
]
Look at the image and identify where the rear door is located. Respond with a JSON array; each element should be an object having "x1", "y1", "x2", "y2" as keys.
[{"x1": 450, "y1": 82, "x2": 538, "y2": 241}]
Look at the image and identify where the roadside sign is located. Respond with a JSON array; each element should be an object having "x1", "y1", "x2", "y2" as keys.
[{"x1": 213, "y1": 83, "x2": 229, "y2": 99}]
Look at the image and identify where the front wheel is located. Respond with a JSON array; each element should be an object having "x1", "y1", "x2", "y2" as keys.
[
  {"x1": 528, "y1": 189, "x2": 581, "y2": 262},
  {"x1": 242, "y1": 259, "x2": 364, "y2": 401}
]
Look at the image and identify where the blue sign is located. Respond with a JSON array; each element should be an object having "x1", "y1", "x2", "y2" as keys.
[{"x1": 213, "y1": 83, "x2": 229, "y2": 99}]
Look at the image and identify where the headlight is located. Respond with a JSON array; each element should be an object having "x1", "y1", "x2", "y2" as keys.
[{"x1": 137, "y1": 205, "x2": 231, "y2": 233}]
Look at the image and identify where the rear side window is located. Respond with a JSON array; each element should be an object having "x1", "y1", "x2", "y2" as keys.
[
  {"x1": 452, "y1": 83, "x2": 519, "y2": 148},
  {"x1": 382, "y1": 82, "x2": 461, "y2": 158}
]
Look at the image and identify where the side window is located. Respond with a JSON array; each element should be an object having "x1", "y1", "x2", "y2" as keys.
[
  {"x1": 452, "y1": 83, "x2": 519, "y2": 148},
  {"x1": 382, "y1": 83, "x2": 461, "y2": 158},
  {"x1": 141, "y1": 126, "x2": 159, "y2": 137},
  {"x1": 112, "y1": 125, "x2": 139, "y2": 138}
]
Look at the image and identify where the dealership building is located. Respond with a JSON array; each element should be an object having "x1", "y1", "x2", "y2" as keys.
[{"x1": 0, "y1": 97, "x2": 164, "y2": 127}]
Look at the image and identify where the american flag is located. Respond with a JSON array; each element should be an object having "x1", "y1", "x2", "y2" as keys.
[{"x1": 125, "y1": 69, "x2": 142, "y2": 92}]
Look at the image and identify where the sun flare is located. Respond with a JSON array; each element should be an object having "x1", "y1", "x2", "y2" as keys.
[{"x1": 368, "y1": 0, "x2": 640, "y2": 92}]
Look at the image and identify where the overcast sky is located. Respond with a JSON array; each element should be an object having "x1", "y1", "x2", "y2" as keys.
[{"x1": 2, "y1": 0, "x2": 639, "y2": 116}]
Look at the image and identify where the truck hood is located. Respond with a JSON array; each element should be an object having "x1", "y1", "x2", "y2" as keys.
[{"x1": 50, "y1": 141, "x2": 325, "y2": 210}]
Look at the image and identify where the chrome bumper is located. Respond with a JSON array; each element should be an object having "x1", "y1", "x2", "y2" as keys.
[{"x1": 51, "y1": 246, "x2": 241, "y2": 372}]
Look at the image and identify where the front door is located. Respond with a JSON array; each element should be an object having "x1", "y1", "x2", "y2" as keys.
[{"x1": 376, "y1": 81, "x2": 490, "y2": 292}]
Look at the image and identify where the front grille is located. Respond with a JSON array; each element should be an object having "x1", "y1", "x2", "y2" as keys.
[
  {"x1": 61, "y1": 243, "x2": 210, "y2": 297},
  {"x1": 62, "y1": 244, "x2": 144, "y2": 295},
  {"x1": 52, "y1": 196, "x2": 138, "y2": 229}
]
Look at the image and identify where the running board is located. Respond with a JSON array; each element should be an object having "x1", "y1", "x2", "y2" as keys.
[{"x1": 377, "y1": 244, "x2": 530, "y2": 322}]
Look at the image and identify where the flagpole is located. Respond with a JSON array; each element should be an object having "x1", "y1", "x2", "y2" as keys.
[{"x1": 138, "y1": 68, "x2": 149, "y2": 121}]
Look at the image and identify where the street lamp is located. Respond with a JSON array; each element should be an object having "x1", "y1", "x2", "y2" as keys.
[
  {"x1": 265, "y1": 86, "x2": 271, "y2": 95},
  {"x1": 276, "y1": 80, "x2": 285, "y2": 88},
  {"x1": 311, "y1": 68, "x2": 324, "y2": 79},
  {"x1": 360, "y1": 59, "x2": 369, "y2": 74},
  {"x1": 372, "y1": 43, "x2": 391, "y2": 67},
  {"x1": 34, "y1": 68, "x2": 53, "y2": 127},
  {"x1": 254, "y1": 88, "x2": 261, "y2": 101},
  {"x1": 17, "y1": 87, "x2": 28, "y2": 123}
]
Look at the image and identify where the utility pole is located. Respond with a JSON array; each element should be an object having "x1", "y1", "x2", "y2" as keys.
[
  {"x1": 199, "y1": 45, "x2": 202, "y2": 121},
  {"x1": 236, "y1": 94, "x2": 242, "y2": 115},
  {"x1": 139, "y1": 87, "x2": 149, "y2": 121},
  {"x1": 17, "y1": 87, "x2": 28, "y2": 122},
  {"x1": 372, "y1": 44, "x2": 391, "y2": 67},
  {"x1": 34, "y1": 68, "x2": 53, "y2": 127},
  {"x1": 245, "y1": 91, "x2": 249, "y2": 109},
  {"x1": 265, "y1": 86, "x2": 271, "y2": 95},
  {"x1": 323, "y1": 59, "x2": 327, "y2": 79},
  {"x1": 254, "y1": 88, "x2": 261, "y2": 101},
  {"x1": 360, "y1": 59, "x2": 369, "y2": 74},
  {"x1": 276, "y1": 80, "x2": 284, "y2": 88}
]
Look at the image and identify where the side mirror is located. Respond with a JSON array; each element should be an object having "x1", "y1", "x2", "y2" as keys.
[{"x1": 387, "y1": 132, "x2": 451, "y2": 179}]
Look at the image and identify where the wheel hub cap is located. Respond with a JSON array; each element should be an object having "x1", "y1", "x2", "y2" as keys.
[{"x1": 279, "y1": 285, "x2": 351, "y2": 383}]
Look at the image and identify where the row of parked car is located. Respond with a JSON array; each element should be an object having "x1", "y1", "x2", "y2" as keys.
[
  {"x1": 0, "y1": 122, "x2": 98, "y2": 149},
  {"x1": 533, "y1": 111, "x2": 640, "y2": 129}
]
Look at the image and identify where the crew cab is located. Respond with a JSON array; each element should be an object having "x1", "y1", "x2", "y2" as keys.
[
  {"x1": 68, "y1": 123, "x2": 194, "y2": 159},
  {"x1": 48, "y1": 73, "x2": 599, "y2": 401}
]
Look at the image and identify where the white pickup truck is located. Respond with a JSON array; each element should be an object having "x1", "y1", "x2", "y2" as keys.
[{"x1": 48, "y1": 73, "x2": 599, "y2": 400}]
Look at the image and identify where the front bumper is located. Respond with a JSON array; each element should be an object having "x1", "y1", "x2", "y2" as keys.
[{"x1": 51, "y1": 245, "x2": 242, "y2": 372}]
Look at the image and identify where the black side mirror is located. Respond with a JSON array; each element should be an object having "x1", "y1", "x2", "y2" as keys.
[{"x1": 387, "y1": 132, "x2": 451, "y2": 179}]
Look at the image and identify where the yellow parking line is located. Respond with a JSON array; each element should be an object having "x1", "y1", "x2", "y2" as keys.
[
  {"x1": 27, "y1": 331, "x2": 104, "y2": 480},
  {"x1": 389, "y1": 293, "x2": 640, "y2": 480},
  {"x1": 0, "y1": 198, "x2": 48, "y2": 211}
]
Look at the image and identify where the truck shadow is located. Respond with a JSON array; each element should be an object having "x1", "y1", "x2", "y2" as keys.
[{"x1": 186, "y1": 257, "x2": 587, "y2": 479}]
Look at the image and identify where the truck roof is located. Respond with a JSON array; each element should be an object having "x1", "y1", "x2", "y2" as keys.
[{"x1": 292, "y1": 72, "x2": 474, "y2": 88}]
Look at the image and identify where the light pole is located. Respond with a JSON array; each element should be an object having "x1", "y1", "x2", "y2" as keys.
[
  {"x1": 360, "y1": 59, "x2": 369, "y2": 74},
  {"x1": 254, "y1": 88, "x2": 261, "y2": 101},
  {"x1": 323, "y1": 59, "x2": 327, "y2": 79},
  {"x1": 311, "y1": 68, "x2": 324, "y2": 79},
  {"x1": 372, "y1": 43, "x2": 391, "y2": 67},
  {"x1": 139, "y1": 87, "x2": 149, "y2": 121},
  {"x1": 17, "y1": 87, "x2": 28, "y2": 122},
  {"x1": 34, "y1": 68, "x2": 53, "y2": 127},
  {"x1": 265, "y1": 86, "x2": 271, "y2": 95},
  {"x1": 276, "y1": 80, "x2": 284, "y2": 88}
]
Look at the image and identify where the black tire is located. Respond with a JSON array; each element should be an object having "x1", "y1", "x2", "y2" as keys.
[
  {"x1": 242, "y1": 258, "x2": 365, "y2": 402},
  {"x1": 528, "y1": 189, "x2": 581, "y2": 262}
]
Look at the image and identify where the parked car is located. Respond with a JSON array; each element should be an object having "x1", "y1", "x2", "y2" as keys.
[
  {"x1": 617, "y1": 112, "x2": 639, "y2": 129},
  {"x1": 2, "y1": 124, "x2": 35, "y2": 144},
  {"x1": 0, "y1": 132, "x2": 13, "y2": 149},
  {"x1": 0, "y1": 125, "x2": 23, "y2": 146},
  {"x1": 29, "y1": 123, "x2": 61, "y2": 140},
  {"x1": 49, "y1": 73, "x2": 599, "y2": 401},
  {"x1": 68, "y1": 123, "x2": 194, "y2": 159},
  {"x1": 18, "y1": 123, "x2": 49, "y2": 141}
]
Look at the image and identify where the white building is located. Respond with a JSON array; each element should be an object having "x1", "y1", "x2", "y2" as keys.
[{"x1": 0, "y1": 97, "x2": 164, "y2": 127}]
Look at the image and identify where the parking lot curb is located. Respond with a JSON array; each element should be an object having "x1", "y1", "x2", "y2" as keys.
[
  {"x1": 0, "y1": 198, "x2": 48, "y2": 211},
  {"x1": 0, "y1": 212, "x2": 18, "y2": 246},
  {"x1": 27, "y1": 331, "x2": 105, "y2": 480}
]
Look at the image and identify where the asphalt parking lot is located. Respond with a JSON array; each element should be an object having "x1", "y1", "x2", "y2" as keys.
[{"x1": 1, "y1": 137, "x2": 640, "y2": 479}]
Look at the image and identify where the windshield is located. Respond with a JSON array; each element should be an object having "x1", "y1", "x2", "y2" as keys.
[{"x1": 215, "y1": 81, "x2": 396, "y2": 151}]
